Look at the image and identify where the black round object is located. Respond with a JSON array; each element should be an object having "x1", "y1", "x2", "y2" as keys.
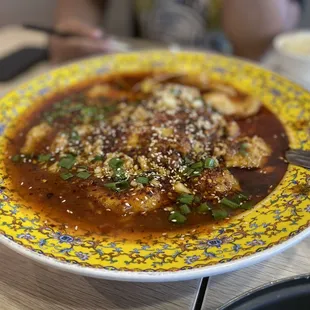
[{"x1": 219, "y1": 274, "x2": 310, "y2": 310}]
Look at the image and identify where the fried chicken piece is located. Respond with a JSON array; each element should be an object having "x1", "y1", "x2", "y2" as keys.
[
  {"x1": 189, "y1": 168, "x2": 240, "y2": 198},
  {"x1": 203, "y1": 92, "x2": 261, "y2": 118},
  {"x1": 21, "y1": 122, "x2": 53, "y2": 154},
  {"x1": 215, "y1": 136, "x2": 271, "y2": 168},
  {"x1": 88, "y1": 186, "x2": 169, "y2": 215}
]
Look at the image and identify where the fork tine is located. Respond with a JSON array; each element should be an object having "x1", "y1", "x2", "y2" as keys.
[
  {"x1": 286, "y1": 149, "x2": 310, "y2": 157},
  {"x1": 286, "y1": 150, "x2": 310, "y2": 169}
]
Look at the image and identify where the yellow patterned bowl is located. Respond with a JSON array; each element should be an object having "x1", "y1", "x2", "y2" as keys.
[{"x1": 0, "y1": 51, "x2": 310, "y2": 282}]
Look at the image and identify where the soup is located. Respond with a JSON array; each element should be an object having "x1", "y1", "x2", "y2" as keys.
[{"x1": 4, "y1": 72, "x2": 288, "y2": 235}]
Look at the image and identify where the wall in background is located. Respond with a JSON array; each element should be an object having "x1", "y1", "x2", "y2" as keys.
[
  {"x1": 0, "y1": 0, "x2": 309, "y2": 32},
  {"x1": 0, "y1": 0, "x2": 133, "y2": 36},
  {"x1": 301, "y1": 0, "x2": 310, "y2": 27},
  {"x1": 0, "y1": 0, "x2": 55, "y2": 27}
]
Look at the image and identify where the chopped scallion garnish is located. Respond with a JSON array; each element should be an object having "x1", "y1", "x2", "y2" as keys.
[
  {"x1": 81, "y1": 106, "x2": 98, "y2": 118},
  {"x1": 60, "y1": 172, "x2": 74, "y2": 180},
  {"x1": 70, "y1": 130, "x2": 80, "y2": 141},
  {"x1": 169, "y1": 211, "x2": 187, "y2": 224},
  {"x1": 240, "y1": 201, "x2": 253, "y2": 210},
  {"x1": 180, "y1": 204, "x2": 191, "y2": 215},
  {"x1": 231, "y1": 192, "x2": 249, "y2": 204},
  {"x1": 183, "y1": 157, "x2": 219, "y2": 178},
  {"x1": 178, "y1": 194, "x2": 195, "y2": 205},
  {"x1": 191, "y1": 161, "x2": 203, "y2": 169},
  {"x1": 212, "y1": 208, "x2": 228, "y2": 220},
  {"x1": 191, "y1": 170, "x2": 203, "y2": 176},
  {"x1": 197, "y1": 203, "x2": 211, "y2": 214},
  {"x1": 114, "y1": 168, "x2": 126, "y2": 181},
  {"x1": 204, "y1": 158, "x2": 218, "y2": 168},
  {"x1": 236, "y1": 192, "x2": 249, "y2": 201},
  {"x1": 220, "y1": 197, "x2": 240, "y2": 209},
  {"x1": 38, "y1": 154, "x2": 51, "y2": 162},
  {"x1": 11, "y1": 154, "x2": 21, "y2": 162},
  {"x1": 239, "y1": 142, "x2": 249, "y2": 156},
  {"x1": 92, "y1": 155, "x2": 104, "y2": 162},
  {"x1": 193, "y1": 196, "x2": 201, "y2": 203},
  {"x1": 104, "y1": 180, "x2": 129, "y2": 192},
  {"x1": 183, "y1": 167, "x2": 194, "y2": 176},
  {"x1": 136, "y1": 176, "x2": 149, "y2": 184},
  {"x1": 76, "y1": 171, "x2": 91, "y2": 179},
  {"x1": 59, "y1": 154, "x2": 76, "y2": 170},
  {"x1": 184, "y1": 157, "x2": 192, "y2": 165},
  {"x1": 109, "y1": 157, "x2": 124, "y2": 169}
]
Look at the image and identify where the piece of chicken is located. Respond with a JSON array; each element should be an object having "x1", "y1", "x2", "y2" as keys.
[
  {"x1": 152, "y1": 83, "x2": 204, "y2": 110},
  {"x1": 226, "y1": 121, "x2": 240, "y2": 138},
  {"x1": 132, "y1": 73, "x2": 185, "y2": 93},
  {"x1": 203, "y1": 92, "x2": 261, "y2": 118},
  {"x1": 207, "y1": 83, "x2": 237, "y2": 97},
  {"x1": 87, "y1": 186, "x2": 169, "y2": 215},
  {"x1": 189, "y1": 168, "x2": 240, "y2": 199},
  {"x1": 215, "y1": 136, "x2": 271, "y2": 169},
  {"x1": 21, "y1": 122, "x2": 53, "y2": 154},
  {"x1": 86, "y1": 84, "x2": 138, "y2": 100}
]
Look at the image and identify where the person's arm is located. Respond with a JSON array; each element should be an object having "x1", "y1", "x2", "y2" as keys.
[
  {"x1": 49, "y1": 0, "x2": 107, "y2": 63},
  {"x1": 222, "y1": 0, "x2": 301, "y2": 60}
]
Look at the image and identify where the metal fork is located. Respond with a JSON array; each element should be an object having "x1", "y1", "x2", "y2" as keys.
[{"x1": 286, "y1": 149, "x2": 310, "y2": 169}]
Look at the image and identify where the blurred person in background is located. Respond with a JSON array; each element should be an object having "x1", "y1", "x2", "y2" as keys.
[{"x1": 49, "y1": 0, "x2": 303, "y2": 63}]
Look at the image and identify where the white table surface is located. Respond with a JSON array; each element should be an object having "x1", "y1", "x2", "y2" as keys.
[{"x1": 0, "y1": 25, "x2": 309, "y2": 310}]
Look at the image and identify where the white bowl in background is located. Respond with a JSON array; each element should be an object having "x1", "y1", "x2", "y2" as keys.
[{"x1": 273, "y1": 30, "x2": 310, "y2": 87}]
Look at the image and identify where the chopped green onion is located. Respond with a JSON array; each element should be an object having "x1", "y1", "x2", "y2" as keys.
[
  {"x1": 44, "y1": 115, "x2": 54, "y2": 125},
  {"x1": 109, "y1": 157, "x2": 124, "y2": 169},
  {"x1": 103, "y1": 105, "x2": 117, "y2": 113},
  {"x1": 184, "y1": 157, "x2": 192, "y2": 165},
  {"x1": 95, "y1": 114, "x2": 105, "y2": 121},
  {"x1": 178, "y1": 194, "x2": 195, "y2": 205},
  {"x1": 180, "y1": 204, "x2": 191, "y2": 215},
  {"x1": 169, "y1": 211, "x2": 187, "y2": 224},
  {"x1": 60, "y1": 172, "x2": 74, "y2": 180},
  {"x1": 81, "y1": 106, "x2": 98, "y2": 118},
  {"x1": 191, "y1": 161, "x2": 203, "y2": 169},
  {"x1": 221, "y1": 197, "x2": 240, "y2": 209},
  {"x1": 38, "y1": 154, "x2": 51, "y2": 162},
  {"x1": 183, "y1": 158, "x2": 217, "y2": 178},
  {"x1": 212, "y1": 208, "x2": 228, "y2": 220},
  {"x1": 204, "y1": 158, "x2": 218, "y2": 168},
  {"x1": 108, "y1": 158, "x2": 126, "y2": 181},
  {"x1": 191, "y1": 169, "x2": 203, "y2": 176},
  {"x1": 193, "y1": 196, "x2": 201, "y2": 203},
  {"x1": 67, "y1": 103, "x2": 84, "y2": 112},
  {"x1": 197, "y1": 203, "x2": 211, "y2": 214},
  {"x1": 240, "y1": 201, "x2": 253, "y2": 210},
  {"x1": 232, "y1": 192, "x2": 249, "y2": 204},
  {"x1": 92, "y1": 155, "x2": 104, "y2": 162},
  {"x1": 104, "y1": 180, "x2": 129, "y2": 192},
  {"x1": 104, "y1": 182, "x2": 118, "y2": 191},
  {"x1": 136, "y1": 176, "x2": 149, "y2": 184},
  {"x1": 114, "y1": 168, "x2": 127, "y2": 181},
  {"x1": 59, "y1": 154, "x2": 76, "y2": 170},
  {"x1": 183, "y1": 167, "x2": 194, "y2": 176},
  {"x1": 239, "y1": 142, "x2": 249, "y2": 156},
  {"x1": 11, "y1": 154, "x2": 21, "y2": 162},
  {"x1": 76, "y1": 171, "x2": 91, "y2": 179},
  {"x1": 61, "y1": 98, "x2": 71, "y2": 105},
  {"x1": 70, "y1": 130, "x2": 80, "y2": 141},
  {"x1": 236, "y1": 192, "x2": 249, "y2": 200}
]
